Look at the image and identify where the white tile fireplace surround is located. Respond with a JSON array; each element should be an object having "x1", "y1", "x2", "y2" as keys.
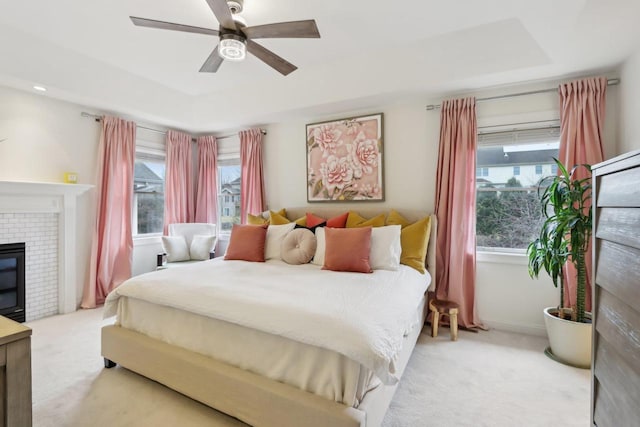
[{"x1": 0, "y1": 181, "x2": 92, "y2": 321}]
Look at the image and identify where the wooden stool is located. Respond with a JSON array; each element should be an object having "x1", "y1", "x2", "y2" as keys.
[{"x1": 429, "y1": 299, "x2": 460, "y2": 341}]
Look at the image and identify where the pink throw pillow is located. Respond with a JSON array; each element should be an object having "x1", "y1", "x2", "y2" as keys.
[
  {"x1": 322, "y1": 227, "x2": 373, "y2": 273},
  {"x1": 306, "y1": 213, "x2": 326, "y2": 228},
  {"x1": 327, "y1": 212, "x2": 349, "y2": 228},
  {"x1": 224, "y1": 224, "x2": 268, "y2": 262},
  {"x1": 306, "y1": 212, "x2": 349, "y2": 228}
]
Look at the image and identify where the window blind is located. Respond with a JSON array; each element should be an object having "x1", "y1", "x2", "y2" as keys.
[
  {"x1": 478, "y1": 126, "x2": 561, "y2": 147},
  {"x1": 217, "y1": 135, "x2": 240, "y2": 161}
]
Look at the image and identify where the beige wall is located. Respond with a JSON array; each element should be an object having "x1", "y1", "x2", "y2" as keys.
[
  {"x1": 0, "y1": 85, "x2": 100, "y2": 306},
  {"x1": 0, "y1": 86, "x2": 100, "y2": 183},
  {"x1": 618, "y1": 47, "x2": 640, "y2": 155},
  {"x1": 264, "y1": 98, "x2": 438, "y2": 213}
]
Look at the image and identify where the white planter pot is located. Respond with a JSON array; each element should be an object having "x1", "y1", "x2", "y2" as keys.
[{"x1": 543, "y1": 307, "x2": 592, "y2": 369}]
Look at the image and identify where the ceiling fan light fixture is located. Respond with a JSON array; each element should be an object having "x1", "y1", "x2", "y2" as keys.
[
  {"x1": 219, "y1": 34, "x2": 246, "y2": 61},
  {"x1": 231, "y1": 13, "x2": 247, "y2": 27}
]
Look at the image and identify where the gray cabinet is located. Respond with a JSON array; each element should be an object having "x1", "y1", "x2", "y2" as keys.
[{"x1": 591, "y1": 150, "x2": 640, "y2": 426}]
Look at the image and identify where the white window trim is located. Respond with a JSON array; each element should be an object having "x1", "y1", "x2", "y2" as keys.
[
  {"x1": 476, "y1": 249, "x2": 528, "y2": 265},
  {"x1": 133, "y1": 234, "x2": 163, "y2": 245}
]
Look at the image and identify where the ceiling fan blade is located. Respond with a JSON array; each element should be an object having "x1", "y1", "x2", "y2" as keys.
[
  {"x1": 243, "y1": 20, "x2": 320, "y2": 39},
  {"x1": 246, "y1": 40, "x2": 297, "y2": 76},
  {"x1": 130, "y1": 16, "x2": 219, "y2": 36},
  {"x1": 204, "y1": 0, "x2": 237, "y2": 30},
  {"x1": 200, "y1": 47, "x2": 224, "y2": 73}
]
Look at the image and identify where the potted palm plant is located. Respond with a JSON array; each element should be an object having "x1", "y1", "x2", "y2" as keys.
[{"x1": 527, "y1": 158, "x2": 592, "y2": 369}]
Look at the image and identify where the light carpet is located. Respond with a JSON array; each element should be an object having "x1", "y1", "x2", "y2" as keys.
[{"x1": 28, "y1": 308, "x2": 589, "y2": 427}]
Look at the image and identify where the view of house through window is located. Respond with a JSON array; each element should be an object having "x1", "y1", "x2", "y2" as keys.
[
  {"x1": 133, "y1": 156, "x2": 165, "y2": 235},
  {"x1": 219, "y1": 162, "x2": 241, "y2": 234},
  {"x1": 476, "y1": 126, "x2": 560, "y2": 251},
  {"x1": 132, "y1": 136, "x2": 239, "y2": 237}
]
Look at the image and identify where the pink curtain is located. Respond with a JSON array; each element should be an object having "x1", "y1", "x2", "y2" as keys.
[
  {"x1": 434, "y1": 98, "x2": 484, "y2": 329},
  {"x1": 82, "y1": 116, "x2": 136, "y2": 308},
  {"x1": 163, "y1": 130, "x2": 194, "y2": 233},
  {"x1": 194, "y1": 135, "x2": 219, "y2": 224},
  {"x1": 558, "y1": 77, "x2": 607, "y2": 313},
  {"x1": 240, "y1": 129, "x2": 266, "y2": 222}
]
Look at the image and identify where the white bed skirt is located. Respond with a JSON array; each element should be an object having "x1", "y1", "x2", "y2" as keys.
[
  {"x1": 115, "y1": 296, "x2": 383, "y2": 407},
  {"x1": 113, "y1": 290, "x2": 428, "y2": 407}
]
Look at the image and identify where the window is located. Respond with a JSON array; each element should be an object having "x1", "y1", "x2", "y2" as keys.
[
  {"x1": 218, "y1": 163, "x2": 241, "y2": 233},
  {"x1": 551, "y1": 164, "x2": 558, "y2": 174},
  {"x1": 217, "y1": 135, "x2": 242, "y2": 235},
  {"x1": 133, "y1": 133, "x2": 166, "y2": 236},
  {"x1": 476, "y1": 126, "x2": 560, "y2": 251},
  {"x1": 477, "y1": 167, "x2": 489, "y2": 177},
  {"x1": 133, "y1": 154, "x2": 165, "y2": 235}
]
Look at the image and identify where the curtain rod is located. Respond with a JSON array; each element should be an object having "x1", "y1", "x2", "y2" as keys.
[
  {"x1": 478, "y1": 119, "x2": 559, "y2": 131},
  {"x1": 80, "y1": 112, "x2": 267, "y2": 140},
  {"x1": 425, "y1": 78, "x2": 620, "y2": 111}
]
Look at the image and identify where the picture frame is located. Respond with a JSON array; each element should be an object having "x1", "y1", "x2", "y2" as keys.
[{"x1": 306, "y1": 113, "x2": 384, "y2": 202}]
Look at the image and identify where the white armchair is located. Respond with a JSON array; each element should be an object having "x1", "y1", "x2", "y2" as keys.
[{"x1": 157, "y1": 223, "x2": 217, "y2": 269}]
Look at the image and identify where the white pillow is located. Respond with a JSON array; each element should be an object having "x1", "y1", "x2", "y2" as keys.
[
  {"x1": 312, "y1": 227, "x2": 326, "y2": 266},
  {"x1": 370, "y1": 225, "x2": 402, "y2": 270},
  {"x1": 162, "y1": 236, "x2": 190, "y2": 262},
  {"x1": 190, "y1": 235, "x2": 216, "y2": 260},
  {"x1": 265, "y1": 223, "x2": 296, "y2": 260}
]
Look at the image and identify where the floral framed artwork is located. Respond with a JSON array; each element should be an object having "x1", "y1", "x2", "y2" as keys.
[{"x1": 306, "y1": 113, "x2": 384, "y2": 202}]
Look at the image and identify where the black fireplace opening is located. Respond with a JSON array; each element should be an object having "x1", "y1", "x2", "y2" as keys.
[{"x1": 0, "y1": 242, "x2": 25, "y2": 323}]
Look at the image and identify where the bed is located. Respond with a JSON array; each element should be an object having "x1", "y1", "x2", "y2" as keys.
[{"x1": 101, "y1": 208, "x2": 436, "y2": 427}]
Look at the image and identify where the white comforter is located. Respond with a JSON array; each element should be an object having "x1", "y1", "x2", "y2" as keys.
[{"x1": 104, "y1": 259, "x2": 430, "y2": 384}]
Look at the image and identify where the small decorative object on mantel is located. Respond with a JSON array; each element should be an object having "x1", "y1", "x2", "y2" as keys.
[
  {"x1": 64, "y1": 172, "x2": 78, "y2": 184},
  {"x1": 306, "y1": 113, "x2": 384, "y2": 202}
]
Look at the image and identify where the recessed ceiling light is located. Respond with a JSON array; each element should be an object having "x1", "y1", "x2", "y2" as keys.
[{"x1": 33, "y1": 85, "x2": 47, "y2": 92}]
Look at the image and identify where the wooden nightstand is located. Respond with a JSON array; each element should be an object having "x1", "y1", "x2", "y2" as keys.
[{"x1": 0, "y1": 315, "x2": 32, "y2": 426}]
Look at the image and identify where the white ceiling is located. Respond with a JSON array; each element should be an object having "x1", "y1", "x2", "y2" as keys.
[{"x1": 1, "y1": 0, "x2": 639, "y2": 132}]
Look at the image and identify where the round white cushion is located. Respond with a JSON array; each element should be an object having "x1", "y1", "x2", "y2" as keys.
[{"x1": 281, "y1": 228, "x2": 317, "y2": 265}]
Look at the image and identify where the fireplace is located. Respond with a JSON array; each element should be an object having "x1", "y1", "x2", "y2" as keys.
[
  {"x1": 0, "y1": 242, "x2": 25, "y2": 322},
  {"x1": 0, "y1": 181, "x2": 93, "y2": 319}
]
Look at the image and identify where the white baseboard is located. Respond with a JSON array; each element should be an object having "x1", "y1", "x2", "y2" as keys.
[{"x1": 483, "y1": 319, "x2": 548, "y2": 337}]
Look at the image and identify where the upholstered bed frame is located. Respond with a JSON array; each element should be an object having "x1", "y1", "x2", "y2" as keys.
[{"x1": 102, "y1": 208, "x2": 437, "y2": 427}]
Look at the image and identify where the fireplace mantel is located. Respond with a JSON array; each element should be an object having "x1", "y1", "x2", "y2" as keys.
[{"x1": 0, "y1": 181, "x2": 94, "y2": 314}]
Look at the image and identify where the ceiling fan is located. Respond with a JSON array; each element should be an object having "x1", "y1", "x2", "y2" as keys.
[{"x1": 130, "y1": 0, "x2": 320, "y2": 76}]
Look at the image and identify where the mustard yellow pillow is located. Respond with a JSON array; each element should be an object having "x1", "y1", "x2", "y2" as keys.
[
  {"x1": 247, "y1": 213, "x2": 268, "y2": 225},
  {"x1": 346, "y1": 211, "x2": 386, "y2": 228},
  {"x1": 386, "y1": 209, "x2": 411, "y2": 228},
  {"x1": 269, "y1": 210, "x2": 290, "y2": 225},
  {"x1": 268, "y1": 210, "x2": 306, "y2": 226},
  {"x1": 247, "y1": 208, "x2": 286, "y2": 225},
  {"x1": 387, "y1": 211, "x2": 432, "y2": 273}
]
